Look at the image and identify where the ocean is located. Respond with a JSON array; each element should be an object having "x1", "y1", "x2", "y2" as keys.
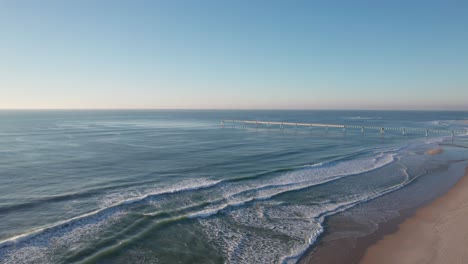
[{"x1": 0, "y1": 110, "x2": 467, "y2": 264}]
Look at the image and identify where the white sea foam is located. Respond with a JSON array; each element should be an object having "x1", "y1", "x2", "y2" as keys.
[
  {"x1": 424, "y1": 136, "x2": 447, "y2": 144},
  {"x1": 303, "y1": 162, "x2": 324, "y2": 168},
  {"x1": 1, "y1": 150, "x2": 394, "y2": 247},
  {"x1": 280, "y1": 165, "x2": 427, "y2": 263},
  {"x1": 0, "y1": 210, "x2": 125, "y2": 264},
  {"x1": 344, "y1": 116, "x2": 382, "y2": 120},
  {"x1": 0, "y1": 178, "x2": 222, "y2": 250},
  {"x1": 185, "y1": 152, "x2": 395, "y2": 221},
  {"x1": 97, "y1": 178, "x2": 222, "y2": 209},
  {"x1": 3, "y1": 151, "x2": 395, "y2": 248},
  {"x1": 195, "y1": 152, "x2": 432, "y2": 264},
  {"x1": 0, "y1": 151, "x2": 399, "y2": 263}
]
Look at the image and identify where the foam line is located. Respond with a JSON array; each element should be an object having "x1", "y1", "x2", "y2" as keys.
[
  {"x1": 281, "y1": 167, "x2": 428, "y2": 264},
  {"x1": 0, "y1": 151, "x2": 398, "y2": 263},
  {"x1": 0, "y1": 178, "x2": 222, "y2": 249}
]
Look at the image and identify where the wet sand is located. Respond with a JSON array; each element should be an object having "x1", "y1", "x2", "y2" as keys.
[
  {"x1": 300, "y1": 146, "x2": 466, "y2": 264},
  {"x1": 360, "y1": 166, "x2": 468, "y2": 264}
]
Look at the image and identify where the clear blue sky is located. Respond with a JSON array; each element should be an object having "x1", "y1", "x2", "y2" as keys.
[{"x1": 1, "y1": 0, "x2": 467, "y2": 110}]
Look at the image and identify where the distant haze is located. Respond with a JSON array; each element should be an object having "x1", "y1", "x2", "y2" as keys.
[{"x1": 1, "y1": 1, "x2": 467, "y2": 110}]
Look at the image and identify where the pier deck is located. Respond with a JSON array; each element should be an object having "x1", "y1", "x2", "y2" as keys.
[{"x1": 221, "y1": 120, "x2": 467, "y2": 136}]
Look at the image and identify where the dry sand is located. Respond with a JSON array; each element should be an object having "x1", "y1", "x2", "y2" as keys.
[{"x1": 360, "y1": 166, "x2": 468, "y2": 264}]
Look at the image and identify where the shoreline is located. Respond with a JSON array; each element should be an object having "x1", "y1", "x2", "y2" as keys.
[
  {"x1": 359, "y1": 165, "x2": 468, "y2": 264},
  {"x1": 299, "y1": 189, "x2": 427, "y2": 264},
  {"x1": 300, "y1": 146, "x2": 467, "y2": 264}
]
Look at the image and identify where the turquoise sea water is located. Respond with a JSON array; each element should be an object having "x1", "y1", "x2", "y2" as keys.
[{"x1": 0, "y1": 110, "x2": 467, "y2": 264}]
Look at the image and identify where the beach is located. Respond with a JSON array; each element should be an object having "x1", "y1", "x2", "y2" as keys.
[
  {"x1": 299, "y1": 145, "x2": 468, "y2": 264},
  {"x1": 1, "y1": 111, "x2": 467, "y2": 263},
  {"x1": 360, "y1": 165, "x2": 468, "y2": 264}
]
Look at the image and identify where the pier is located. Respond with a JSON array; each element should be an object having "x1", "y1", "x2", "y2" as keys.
[{"x1": 221, "y1": 120, "x2": 467, "y2": 137}]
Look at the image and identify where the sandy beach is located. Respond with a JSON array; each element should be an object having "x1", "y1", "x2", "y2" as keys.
[{"x1": 360, "y1": 165, "x2": 468, "y2": 264}]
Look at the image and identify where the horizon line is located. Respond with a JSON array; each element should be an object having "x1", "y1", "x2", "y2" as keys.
[{"x1": 1, "y1": 108, "x2": 468, "y2": 112}]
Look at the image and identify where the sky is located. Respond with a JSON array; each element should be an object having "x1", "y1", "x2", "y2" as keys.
[{"x1": 1, "y1": 0, "x2": 467, "y2": 110}]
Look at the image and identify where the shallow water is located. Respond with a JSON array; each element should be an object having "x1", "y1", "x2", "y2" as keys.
[{"x1": 0, "y1": 110, "x2": 467, "y2": 263}]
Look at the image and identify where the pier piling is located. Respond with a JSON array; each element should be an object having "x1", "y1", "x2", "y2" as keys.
[{"x1": 221, "y1": 120, "x2": 465, "y2": 137}]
